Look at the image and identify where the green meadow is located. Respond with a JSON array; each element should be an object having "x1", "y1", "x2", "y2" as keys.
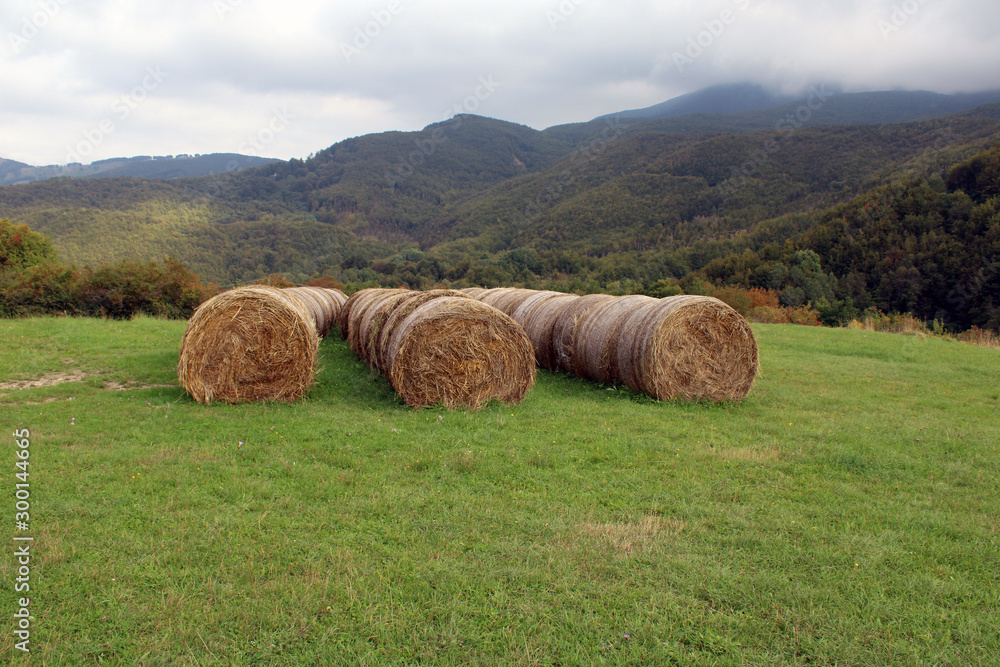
[{"x1": 1, "y1": 316, "x2": 998, "y2": 665}]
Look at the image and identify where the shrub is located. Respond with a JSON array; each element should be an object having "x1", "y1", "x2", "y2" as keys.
[
  {"x1": 0, "y1": 219, "x2": 59, "y2": 270},
  {"x1": 787, "y1": 305, "x2": 822, "y2": 327},
  {"x1": 711, "y1": 286, "x2": 753, "y2": 317},
  {"x1": 252, "y1": 274, "x2": 297, "y2": 288},
  {"x1": 305, "y1": 275, "x2": 345, "y2": 290},
  {"x1": 746, "y1": 287, "x2": 781, "y2": 310},
  {"x1": 748, "y1": 306, "x2": 791, "y2": 324}
]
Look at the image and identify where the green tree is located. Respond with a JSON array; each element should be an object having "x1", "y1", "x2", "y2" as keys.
[{"x1": 0, "y1": 219, "x2": 59, "y2": 269}]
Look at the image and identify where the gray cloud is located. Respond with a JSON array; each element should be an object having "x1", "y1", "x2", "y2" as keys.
[{"x1": 1, "y1": 0, "x2": 998, "y2": 165}]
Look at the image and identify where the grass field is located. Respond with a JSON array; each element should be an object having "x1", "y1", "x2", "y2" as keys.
[{"x1": 1, "y1": 316, "x2": 998, "y2": 665}]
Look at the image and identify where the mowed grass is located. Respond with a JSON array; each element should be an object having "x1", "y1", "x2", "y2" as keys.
[{"x1": 1, "y1": 316, "x2": 998, "y2": 666}]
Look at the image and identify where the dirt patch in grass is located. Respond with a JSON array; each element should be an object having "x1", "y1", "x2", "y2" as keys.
[
  {"x1": 103, "y1": 380, "x2": 175, "y2": 391},
  {"x1": 0, "y1": 370, "x2": 172, "y2": 396},
  {"x1": 0, "y1": 369, "x2": 88, "y2": 391}
]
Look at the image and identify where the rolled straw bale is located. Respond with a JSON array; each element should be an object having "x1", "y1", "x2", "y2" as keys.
[
  {"x1": 477, "y1": 288, "x2": 538, "y2": 317},
  {"x1": 288, "y1": 286, "x2": 344, "y2": 337},
  {"x1": 177, "y1": 286, "x2": 318, "y2": 404},
  {"x1": 459, "y1": 287, "x2": 488, "y2": 297},
  {"x1": 550, "y1": 293, "x2": 616, "y2": 375},
  {"x1": 351, "y1": 289, "x2": 412, "y2": 364},
  {"x1": 615, "y1": 295, "x2": 758, "y2": 402},
  {"x1": 337, "y1": 288, "x2": 394, "y2": 342},
  {"x1": 508, "y1": 290, "x2": 565, "y2": 324},
  {"x1": 373, "y1": 289, "x2": 470, "y2": 371},
  {"x1": 475, "y1": 287, "x2": 515, "y2": 310},
  {"x1": 383, "y1": 296, "x2": 535, "y2": 409},
  {"x1": 515, "y1": 293, "x2": 580, "y2": 370},
  {"x1": 573, "y1": 295, "x2": 658, "y2": 385},
  {"x1": 322, "y1": 288, "x2": 348, "y2": 313},
  {"x1": 284, "y1": 288, "x2": 328, "y2": 337}
]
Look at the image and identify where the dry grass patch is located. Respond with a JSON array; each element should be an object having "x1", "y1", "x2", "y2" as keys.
[
  {"x1": 711, "y1": 446, "x2": 784, "y2": 462},
  {"x1": 579, "y1": 515, "x2": 687, "y2": 556}
]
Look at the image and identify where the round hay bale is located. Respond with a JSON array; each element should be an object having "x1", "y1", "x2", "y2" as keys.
[
  {"x1": 478, "y1": 288, "x2": 538, "y2": 317},
  {"x1": 289, "y1": 286, "x2": 343, "y2": 337},
  {"x1": 459, "y1": 287, "x2": 488, "y2": 297},
  {"x1": 516, "y1": 293, "x2": 579, "y2": 370},
  {"x1": 373, "y1": 289, "x2": 470, "y2": 371},
  {"x1": 508, "y1": 290, "x2": 565, "y2": 325},
  {"x1": 284, "y1": 288, "x2": 329, "y2": 337},
  {"x1": 321, "y1": 288, "x2": 348, "y2": 314},
  {"x1": 384, "y1": 297, "x2": 535, "y2": 409},
  {"x1": 351, "y1": 289, "x2": 412, "y2": 364},
  {"x1": 550, "y1": 293, "x2": 616, "y2": 375},
  {"x1": 337, "y1": 288, "x2": 394, "y2": 342},
  {"x1": 177, "y1": 286, "x2": 318, "y2": 404},
  {"x1": 616, "y1": 295, "x2": 759, "y2": 401},
  {"x1": 573, "y1": 295, "x2": 658, "y2": 384},
  {"x1": 475, "y1": 287, "x2": 514, "y2": 309}
]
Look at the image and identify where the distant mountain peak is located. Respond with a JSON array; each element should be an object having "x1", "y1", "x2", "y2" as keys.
[{"x1": 600, "y1": 83, "x2": 803, "y2": 122}]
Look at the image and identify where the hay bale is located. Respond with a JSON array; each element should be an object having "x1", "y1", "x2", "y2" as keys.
[
  {"x1": 287, "y1": 286, "x2": 345, "y2": 337},
  {"x1": 322, "y1": 288, "x2": 348, "y2": 313},
  {"x1": 477, "y1": 288, "x2": 539, "y2": 317},
  {"x1": 351, "y1": 289, "x2": 412, "y2": 364},
  {"x1": 284, "y1": 288, "x2": 328, "y2": 337},
  {"x1": 337, "y1": 288, "x2": 395, "y2": 342},
  {"x1": 383, "y1": 296, "x2": 535, "y2": 409},
  {"x1": 615, "y1": 295, "x2": 758, "y2": 401},
  {"x1": 573, "y1": 294, "x2": 657, "y2": 384},
  {"x1": 177, "y1": 286, "x2": 318, "y2": 404},
  {"x1": 515, "y1": 293, "x2": 580, "y2": 370},
  {"x1": 550, "y1": 293, "x2": 616, "y2": 375},
  {"x1": 373, "y1": 289, "x2": 470, "y2": 371},
  {"x1": 508, "y1": 290, "x2": 565, "y2": 323},
  {"x1": 459, "y1": 287, "x2": 488, "y2": 297}
]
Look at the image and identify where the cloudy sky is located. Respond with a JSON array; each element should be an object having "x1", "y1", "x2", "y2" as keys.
[{"x1": 2, "y1": 0, "x2": 998, "y2": 166}]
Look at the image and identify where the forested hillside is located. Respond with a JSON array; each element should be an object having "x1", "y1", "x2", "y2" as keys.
[{"x1": 1, "y1": 97, "x2": 998, "y2": 331}]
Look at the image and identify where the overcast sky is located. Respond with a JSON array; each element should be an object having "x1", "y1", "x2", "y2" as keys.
[{"x1": 2, "y1": 0, "x2": 998, "y2": 166}]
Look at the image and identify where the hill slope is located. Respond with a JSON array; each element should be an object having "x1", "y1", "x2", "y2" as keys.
[{"x1": 1, "y1": 96, "x2": 999, "y2": 332}]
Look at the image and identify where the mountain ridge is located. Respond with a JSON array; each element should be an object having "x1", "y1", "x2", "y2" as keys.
[
  {"x1": 7, "y1": 83, "x2": 1000, "y2": 188},
  {"x1": 0, "y1": 152, "x2": 280, "y2": 186}
]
